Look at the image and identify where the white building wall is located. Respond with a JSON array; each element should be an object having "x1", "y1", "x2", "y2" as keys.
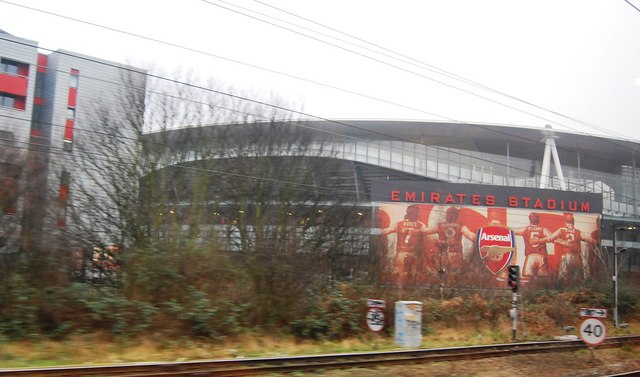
[
  {"x1": 40, "y1": 50, "x2": 147, "y2": 244},
  {"x1": 0, "y1": 31, "x2": 38, "y2": 148},
  {"x1": 0, "y1": 31, "x2": 39, "y2": 253}
]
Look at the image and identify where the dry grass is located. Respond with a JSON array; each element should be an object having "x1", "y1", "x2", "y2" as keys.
[{"x1": 1, "y1": 319, "x2": 638, "y2": 369}]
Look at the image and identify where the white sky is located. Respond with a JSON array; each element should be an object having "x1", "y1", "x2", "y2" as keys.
[{"x1": 2, "y1": 0, "x2": 640, "y2": 141}]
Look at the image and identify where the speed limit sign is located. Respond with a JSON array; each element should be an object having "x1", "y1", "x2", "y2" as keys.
[
  {"x1": 366, "y1": 308, "x2": 385, "y2": 332},
  {"x1": 579, "y1": 318, "x2": 607, "y2": 346}
]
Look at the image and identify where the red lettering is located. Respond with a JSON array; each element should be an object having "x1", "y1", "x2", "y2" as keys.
[
  {"x1": 533, "y1": 198, "x2": 543, "y2": 208},
  {"x1": 547, "y1": 199, "x2": 556, "y2": 210},
  {"x1": 391, "y1": 191, "x2": 593, "y2": 213}
]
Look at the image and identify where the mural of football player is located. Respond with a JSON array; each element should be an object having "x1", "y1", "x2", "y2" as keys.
[
  {"x1": 514, "y1": 212, "x2": 552, "y2": 278},
  {"x1": 381, "y1": 204, "x2": 428, "y2": 287},
  {"x1": 587, "y1": 216, "x2": 603, "y2": 279},
  {"x1": 544, "y1": 213, "x2": 596, "y2": 282},
  {"x1": 425, "y1": 207, "x2": 476, "y2": 272}
]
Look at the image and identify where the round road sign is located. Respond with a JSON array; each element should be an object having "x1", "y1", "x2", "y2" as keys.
[
  {"x1": 579, "y1": 317, "x2": 607, "y2": 346},
  {"x1": 366, "y1": 308, "x2": 385, "y2": 332}
]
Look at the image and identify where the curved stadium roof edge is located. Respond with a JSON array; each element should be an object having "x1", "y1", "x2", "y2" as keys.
[{"x1": 144, "y1": 119, "x2": 640, "y2": 167}]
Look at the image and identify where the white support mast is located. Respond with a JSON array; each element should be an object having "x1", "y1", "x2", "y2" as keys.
[{"x1": 539, "y1": 125, "x2": 566, "y2": 190}]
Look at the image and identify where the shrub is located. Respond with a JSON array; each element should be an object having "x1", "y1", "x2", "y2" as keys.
[
  {"x1": 0, "y1": 276, "x2": 39, "y2": 339},
  {"x1": 77, "y1": 287, "x2": 158, "y2": 336},
  {"x1": 290, "y1": 283, "x2": 361, "y2": 341}
]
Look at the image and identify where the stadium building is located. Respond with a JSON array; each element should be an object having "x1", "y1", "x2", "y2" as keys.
[{"x1": 143, "y1": 120, "x2": 640, "y2": 284}]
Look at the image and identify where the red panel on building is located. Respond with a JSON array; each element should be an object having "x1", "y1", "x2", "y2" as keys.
[
  {"x1": 59, "y1": 185, "x2": 69, "y2": 203},
  {"x1": 15, "y1": 96, "x2": 26, "y2": 110},
  {"x1": 18, "y1": 63, "x2": 29, "y2": 77},
  {"x1": 0, "y1": 73, "x2": 28, "y2": 96},
  {"x1": 64, "y1": 119, "x2": 74, "y2": 140},
  {"x1": 37, "y1": 54, "x2": 47, "y2": 73},
  {"x1": 68, "y1": 87, "x2": 77, "y2": 107}
]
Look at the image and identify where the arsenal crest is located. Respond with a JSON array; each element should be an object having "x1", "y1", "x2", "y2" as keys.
[{"x1": 477, "y1": 226, "x2": 515, "y2": 274}]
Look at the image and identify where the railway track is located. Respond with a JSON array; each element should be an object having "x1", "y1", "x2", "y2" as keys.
[{"x1": 2, "y1": 335, "x2": 639, "y2": 376}]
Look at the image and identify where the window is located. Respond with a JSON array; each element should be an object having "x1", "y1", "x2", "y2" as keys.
[
  {"x1": 63, "y1": 123, "x2": 74, "y2": 151},
  {"x1": 31, "y1": 106, "x2": 45, "y2": 137},
  {"x1": 0, "y1": 58, "x2": 28, "y2": 110},
  {"x1": 63, "y1": 109, "x2": 75, "y2": 151},
  {"x1": 1, "y1": 59, "x2": 19, "y2": 75},
  {"x1": 59, "y1": 170, "x2": 70, "y2": 202},
  {"x1": 0, "y1": 130, "x2": 13, "y2": 141},
  {"x1": 63, "y1": 69, "x2": 79, "y2": 150},
  {"x1": 69, "y1": 69, "x2": 79, "y2": 88},
  {"x1": 0, "y1": 93, "x2": 16, "y2": 108},
  {"x1": 34, "y1": 73, "x2": 44, "y2": 99},
  {"x1": 67, "y1": 69, "x2": 79, "y2": 108},
  {"x1": 1, "y1": 58, "x2": 28, "y2": 76}
]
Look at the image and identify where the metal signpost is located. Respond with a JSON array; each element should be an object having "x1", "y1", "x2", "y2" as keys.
[{"x1": 612, "y1": 224, "x2": 637, "y2": 328}]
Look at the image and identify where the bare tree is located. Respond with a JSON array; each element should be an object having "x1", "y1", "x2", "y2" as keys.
[
  {"x1": 0, "y1": 132, "x2": 22, "y2": 257},
  {"x1": 60, "y1": 66, "x2": 371, "y2": 329}
]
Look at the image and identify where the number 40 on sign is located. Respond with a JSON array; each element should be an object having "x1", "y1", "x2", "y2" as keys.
[{"x1": 579, "y1": 317, "x2": 607, "y2": 347}]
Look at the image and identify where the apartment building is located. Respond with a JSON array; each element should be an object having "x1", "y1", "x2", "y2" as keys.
[{"x1": 0, "y1": 28, "x2": 146, "y2": 253}]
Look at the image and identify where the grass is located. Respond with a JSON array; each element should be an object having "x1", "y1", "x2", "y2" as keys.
[{"x1": 0, "y1": 318, "x2": 638, "y2": 370}]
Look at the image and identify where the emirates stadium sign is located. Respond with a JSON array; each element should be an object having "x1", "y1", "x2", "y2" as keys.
[
  {"x1": 372, "y1": 181, "x2": 602, "y2": 213},
  {"x1": 373, "y1": 180, "x2": 603, "y2": 289}
]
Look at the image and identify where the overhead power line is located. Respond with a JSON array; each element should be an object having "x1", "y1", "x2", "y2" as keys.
[
  {"x1": 1, "y1": 35, "x2": 590, "y2": 175},
  {"x1": 1, "y1": 33, "x2": 639, "y2": 199},
  {"x1": 206, "y1": 0, "x2": 638, "y2": 143},
  {"x1": 0, "y1": 6, "x2": 639, "y2": 203},
  {"x1": 2, "y1": 0, "x2": 637, "y2": 146},
  {"x1": 625, "y1": 0, "x2": 640, "y2": 13},
  {"x1": 0, "y1": 0, "x2": 448, "y2": 122},
  {"x1": 1, "y1": 3, "x2": 637, "y2": 164}
]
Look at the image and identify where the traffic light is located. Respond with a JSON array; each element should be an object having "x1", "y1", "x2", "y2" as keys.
[{"x1": 507, "y1": 265, "x2": 520, "y2": 292}]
